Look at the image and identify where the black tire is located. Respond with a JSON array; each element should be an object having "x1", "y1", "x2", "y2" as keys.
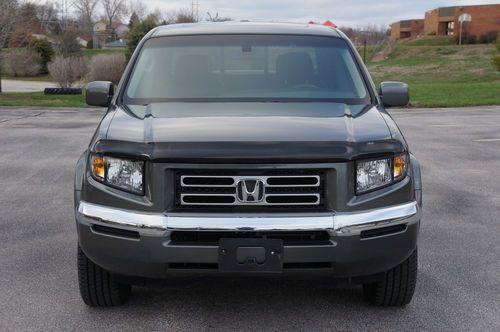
[
  {"x1": 363, "y1": 248, "x2": 418, "y2": 306},
  {"x1": 77, "y1": 246, "x2": 131, "y2": 307}
]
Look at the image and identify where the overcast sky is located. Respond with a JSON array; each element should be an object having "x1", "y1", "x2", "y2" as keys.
[{"x1": 143, "y1": 0, "x2": 500, "y2": 27}]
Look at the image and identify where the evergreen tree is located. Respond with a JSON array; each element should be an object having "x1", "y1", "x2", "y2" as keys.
[
  {"x1": 126, "y1": 19, "x2": 157, "y2": 59},
  {"x1": 129, "y1": 12, "x2": 139, "y2": 29}
]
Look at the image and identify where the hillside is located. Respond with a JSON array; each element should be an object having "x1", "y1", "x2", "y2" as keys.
[{"x1": 364, "y1": 38, "x2": 500, "y2": 107}]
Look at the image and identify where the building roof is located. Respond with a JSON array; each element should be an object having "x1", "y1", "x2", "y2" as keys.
[
  {"x1": 151, "y1": 22, "x2": 342, "y2": 38},
  {"x1": 391, "y1": 19, "x2": 424, "y2": 26},
  {"x1": 94, "y1": 20, "x2": 128, "y2": 30}
]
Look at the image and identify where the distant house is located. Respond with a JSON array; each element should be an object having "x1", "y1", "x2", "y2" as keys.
[
  {"x1": 93, "y1": 21, "x2": 107, "y2": 33},
  {"x1": 31, "y1": 34, "x2": 54, "y2": 43},
  {"x1": 76, "y1": 37, "x2": 88, "y2": 48},
  {"x1": 92, "y1": 21, "x2": 130, "y2": 49},
  {"x1": 115, "y1": 24, "x2": 129, "y2": 39}
]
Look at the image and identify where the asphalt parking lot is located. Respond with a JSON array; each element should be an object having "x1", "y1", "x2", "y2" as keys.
[{"x1": 0, "y1": 106, "x2": 499, "y2": 331}]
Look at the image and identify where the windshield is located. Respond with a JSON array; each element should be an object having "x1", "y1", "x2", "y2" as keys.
[{"x1": 124, "y1": 34, "x2": 370, "y2": 104}]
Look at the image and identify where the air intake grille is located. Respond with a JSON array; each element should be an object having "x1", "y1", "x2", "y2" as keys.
[{"x1": 175, "y1": 170, "x2": 326, "y2": 211}]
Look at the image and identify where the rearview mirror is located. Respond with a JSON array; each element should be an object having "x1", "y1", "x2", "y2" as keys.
[
  {"x1": 380, "y1": 82, "x2": 409, "y2": 108},
  {"x1": 85, "y1": 81, "x2": 114, "y2": 107}
]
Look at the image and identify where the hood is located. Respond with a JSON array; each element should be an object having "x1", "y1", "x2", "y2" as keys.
[{"x1": 97, "y1": 103, "x2": 404, "y2": 163}]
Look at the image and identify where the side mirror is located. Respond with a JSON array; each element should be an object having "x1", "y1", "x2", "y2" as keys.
[
  {"x1": 380, "y1": 82, "x2": 409, "y2": 108},
  {"x1": 85, "y1": 81, "x2": 114, "y2": 107}
]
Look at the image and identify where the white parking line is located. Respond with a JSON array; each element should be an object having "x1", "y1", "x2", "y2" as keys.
[{"x1": 473, "y1": 138, "x2": 500, "y2": 142}]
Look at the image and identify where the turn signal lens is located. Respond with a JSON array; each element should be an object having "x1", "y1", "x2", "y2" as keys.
[
  {"x1": 394, "y1": 153, "x2": 408, "y2": 181},
  {"x1": 89, "y1": 154, "x2": 144, "y2": 194},
  {"x1": 91, "y1": 155, "x2": 105, "y2": 180}
]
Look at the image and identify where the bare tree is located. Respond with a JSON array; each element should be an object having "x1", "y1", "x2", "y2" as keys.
[
  {"x1": 128, "y1": 0, "x2": 146, "y2": 19},
  {"x1": 57, "y1": 0, "x2": 73, "y2": 30},
  {"x1": 73, "y1": 0, "x2": 99, "y2": 35},
  {"x1": 0, "y1": 0, "x2": 19, "y2": 93},
  {"x1": 165, "y1": 8, "x2": 196, "y2": 24},
  {"x1": 206, "y1": 12, "x2": 231, "y2": 22},
  {"x1": 35, "y1": 1, "x2": 58, "y2": 33},
  {"x1": 101, "y1": 0, "x2": 127, "y2": 29},
  {"x1": 339, "y1": 24, "x2": 389, "y2": 46}
]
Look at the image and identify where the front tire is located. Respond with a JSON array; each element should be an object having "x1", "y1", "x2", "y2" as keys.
[
  {"x1": 77, "y1": 246, "x2": 131, "y2": 307},
  {"x1": 363, "y1": 248, "x2": 418, "y2": 306}
]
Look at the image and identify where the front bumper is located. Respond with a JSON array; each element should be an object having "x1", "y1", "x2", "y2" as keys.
[{"x1": 76, "y1": 201, "x2": 420, "y2": 279}]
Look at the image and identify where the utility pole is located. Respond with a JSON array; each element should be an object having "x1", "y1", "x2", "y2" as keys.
[
  {"x1": 363, "y1": 40, "x2": 367, "y2": 64},
  {"x1": 191, "y1": 1, "x2": 200, "y2": 22}
]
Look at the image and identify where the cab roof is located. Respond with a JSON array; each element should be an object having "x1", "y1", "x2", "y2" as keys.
[{"x1": 151, "y1": 21, "x2": 342, "y2": 38}]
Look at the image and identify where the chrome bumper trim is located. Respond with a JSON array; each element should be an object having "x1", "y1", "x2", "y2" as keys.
[
  {"x1": 78, "y1": 201, "x2": 168, "y2": 230},
  {"x1": 78, "y1": 201, "x2": 419, "y2": 235}
]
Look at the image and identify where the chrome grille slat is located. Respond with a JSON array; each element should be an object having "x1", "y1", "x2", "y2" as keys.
[
  {"x1": 178, "y1": 173, "x2": 323, "y2": 207},
  {"x1": 180, "y1": 193, "x2": 320, "y2": 206},
  {"x1": 180, "y1": 175, "x2": 320, "y2": 187}
]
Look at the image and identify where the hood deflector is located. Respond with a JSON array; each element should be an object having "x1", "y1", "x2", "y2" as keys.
[{"x1": 93, "y1": 139, "x2": 405, "y2": 163}]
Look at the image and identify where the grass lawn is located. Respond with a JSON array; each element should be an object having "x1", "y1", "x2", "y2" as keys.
[
  {"x1": 367, "y1": 42, "x2": 500, "y2": 107},
  {"x1": 408, "y1": 81, "x2": 500, "y2": 107},
  {"x1": 356, "y1": 44, "x2": 384, "y2": 63},
  {"x1": 0, "y1": 92, "x2": 87, "y2": 108},
  {"x1": 83, "y1": 48, "x2": 125, "y2": 57}
]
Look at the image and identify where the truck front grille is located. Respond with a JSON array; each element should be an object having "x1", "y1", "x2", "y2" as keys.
[{"x1": 175, "y1": 170, "x2": 326, "y2": 211}]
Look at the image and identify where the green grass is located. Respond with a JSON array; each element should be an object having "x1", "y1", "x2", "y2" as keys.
[
  {"x1": 404, "y1": 36, "x2": 457, "y2": 46},
  {"x1": 408, "y1": 81, "x2": 500, "y2": 107},
  {"x1": 356, "y1": 44, "x2": 384, "y2": 63},
  {"x1": 368, "y1": 42, "x2": 500, "y2": 107},
  {"x1": 83, "y1": 48, "x2": 125, "y2": 57},
  {"x1": 0, "y1": 92, "x2": 87, "y2": 107}
]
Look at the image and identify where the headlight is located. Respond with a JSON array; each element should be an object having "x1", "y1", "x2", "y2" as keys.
[
  {"x1": 356, "y1": 153, "x2": 408, "y2": 194},
  {"x1": 90, "y1": 154, "x2": 144, "y2": 194}
]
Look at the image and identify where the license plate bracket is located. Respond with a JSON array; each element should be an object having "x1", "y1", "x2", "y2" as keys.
[{"x1": 218, "y1": 238, "x2": 283, "y2": 273}]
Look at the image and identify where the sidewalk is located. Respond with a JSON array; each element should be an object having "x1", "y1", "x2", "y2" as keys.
[{"x1": 1, "y1": 79, "x2": 58, "y2": 92}]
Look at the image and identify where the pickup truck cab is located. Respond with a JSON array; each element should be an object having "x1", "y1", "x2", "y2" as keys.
[{"x1": 75, "y1": 22, "x2": 422, "y2": 307}]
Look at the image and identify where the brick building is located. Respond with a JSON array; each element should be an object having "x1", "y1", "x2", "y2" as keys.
[
  {"x1": 424, "y1": 4, "x2": 500, "y2": 40},
  {"x1": 390, "y1": 19, "x2": 425, "y2": 39},
  {"x1": 390, "y1": 4, "x2": 500, "y2": 41}
]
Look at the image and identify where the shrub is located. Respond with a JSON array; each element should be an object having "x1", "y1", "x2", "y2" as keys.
[
  {"x1": 492, "y1": 56, "x2": 500, "y2": 72},
  {"x1": 48, "y1": 56, "x2": 87, "y2": 88},
  {"x1": 8, "y1": 30, "x2": 33, "y2": 48},
  {"x1": 28, "y1": 38, "x2": 54, "y2": 73},
  {"x1": 86, "y1": 38, "x2": 93, "y2": 49},
  {"x1": 4, "y1": 49, "x2": 42, "y2": 77},
  {"x1": 86, "y1": 53, "x2": 127, "y2": 85},
  {"x1": 127, "y1": 19, "x2": 157, "y2": 59},
  {"x1": 496, "y1": 35, "x2": 500, "y2": 52}
]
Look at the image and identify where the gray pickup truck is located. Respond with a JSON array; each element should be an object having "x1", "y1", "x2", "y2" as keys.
[{"x1": 75, "y1": 22, "x2": 422, "y2": 307}]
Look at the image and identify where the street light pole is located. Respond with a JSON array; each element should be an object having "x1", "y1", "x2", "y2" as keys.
[
  {"x1": 458, "y1": 13, "x2": 472, "y2": 46},
  {"x1": 459, "y1": 21, "x2": 463, "y2": 45}
]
